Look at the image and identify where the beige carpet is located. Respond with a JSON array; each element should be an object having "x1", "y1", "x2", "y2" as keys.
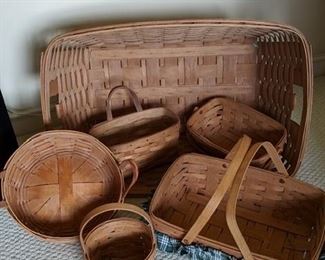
[{"x1": 0, "y1": 77, "x2": 324, "y2": 259}]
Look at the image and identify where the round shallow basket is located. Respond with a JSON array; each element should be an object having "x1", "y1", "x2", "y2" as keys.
[
  {"x1": 187, "y1": 97, "x2": 287, "y2": 168},
  {"x1": 0, "y1": 130, "x2": 138, "y2": 242},
  {"x1": 80, "y1": 203, "x2": 156, "y2": 260},
  {"x1": 89, "y1": 85, "x2": 180, "y2": 170}
]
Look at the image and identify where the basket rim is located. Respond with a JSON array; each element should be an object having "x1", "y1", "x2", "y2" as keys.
[
  {"x1": 46, "y1": 19, "x2": 310, "y2": 46},
  {"x1": 89, "y1": 107, "x2": 180, "y2": 141},
  {"x1": 150, "y1": 152, "x2": 325, "y2": 194},
  {"x1": 84, "y1": 217, "x2": 153, "y2": 244},
  {"x1": 186, "y1": 97, "x2": 288, "y2": 160}
]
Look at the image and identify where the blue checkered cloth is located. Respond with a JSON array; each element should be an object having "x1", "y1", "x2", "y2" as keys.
[
  {"x1": 320, "y1": 249, "x2": 325, "y2": 260},
  {"x1": 156, "y1": 231, "x2": 237, "y2": 260}
]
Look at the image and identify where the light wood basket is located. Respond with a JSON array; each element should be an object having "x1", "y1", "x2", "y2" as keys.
[
  {"x1": 80, "y1": 203, "x2": 156, "y2": 260},
  {"x1": 89, "y1": 85, "x2": 180, "y2": 170},
  {"x1": 40, "y1": 20, "x2": 313, "y2": 175},
  {"x1": 0, "y1": 130, "x2": 138, "y2": 242},
  {"x1": 149, "y1": 136, "x2": 325, "y2": 259},
  {"x1": 187, "y1": 97, "x2": 287, "y2": 168}
]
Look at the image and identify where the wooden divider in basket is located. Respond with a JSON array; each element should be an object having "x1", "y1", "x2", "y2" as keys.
[
  {"x1": 40, "y1": 19, "x2": 313, "y2": 176},
  {"x1": 0, "y1": 131, "x2": 138, "y2": 242}
]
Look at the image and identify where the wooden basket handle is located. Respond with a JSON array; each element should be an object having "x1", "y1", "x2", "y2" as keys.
[
  {"x1": 225, "y1": 142, "x2": 288, "y2": 260},
  {"x1": 40, "y1": 52, "x2": 57, "y2": 129},
  {"x1": 181, "y1": 135, "x2": 252, "y2": 245},
  {"x1": 0, "y1": 171, "x2": 6, "y2": 208},
  {"x1": 106, "y1": 85, "x2": 143, "y2": 121},
  {"x1": 79, "y1": 203, "x2": 156, "y2": 259},
  {"x1": 119, "y1": 159, "x2": 139, "y2": 200}
]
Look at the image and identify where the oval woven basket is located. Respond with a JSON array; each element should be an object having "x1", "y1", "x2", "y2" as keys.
[
  {"x1": 80, "y1": 203, "x2": 156, "y2": 260},
  {"x1": 89, "y1": 85, "x2": 180, "y2": 170},
  {"x1": 150, "y1": 136, "x2": 325, "y2": 259},
  {"x1": 187, "y1": 97, "x2": 287, "y2": 168},
  {"x1": 0, "y1": 130, "x2": 138, "y2": 242}
]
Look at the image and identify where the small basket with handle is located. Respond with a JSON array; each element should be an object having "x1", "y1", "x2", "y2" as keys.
[
  {"x1": 80, "y1": 203, "x2": 156, "y2": 260},
  {"x1": 150, "y1": 135, "x2": 325, "y2": 259},
  {"x1": 89, "y1": 85, "x2": 180, "y2": 170}
]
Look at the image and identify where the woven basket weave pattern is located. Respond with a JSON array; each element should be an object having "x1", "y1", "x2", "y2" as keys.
[
  {"x1": 150, "y1": 151, "x2": 324, "y2": 259},
  {"x1": 187, "y1": 97, "x2": 287, "y2": 168},
  {"x1": 89, "y1": 86, "x2": 180, "y2": 169},
  {"x1": 80, "y1": 203, "x2": 156, "y2": 260},
  {"x1": 1, "y1": 131, "x2": 138, "y2": 242},
  {"x1": 41, "y1": 20, "x2": 312, "y2": 175}
]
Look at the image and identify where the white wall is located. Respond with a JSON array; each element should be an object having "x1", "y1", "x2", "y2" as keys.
[{"x1": 1, "y1": 0, "x2": 324, "y2": 111}]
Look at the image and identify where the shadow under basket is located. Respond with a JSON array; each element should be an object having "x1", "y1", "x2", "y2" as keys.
[
  {"x1": 80, "y1": 203, "x2": 156, "y2": 260},
  {"x1": 187, "y1": 97, "x2": 287, "y2": 168},
  {"x1": 150, "y1": 137, "x2": 325, "y2": 259}
]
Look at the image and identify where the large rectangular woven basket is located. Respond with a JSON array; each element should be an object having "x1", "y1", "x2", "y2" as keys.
[{"x1": 40, "y1": 19, "x2": 312, "y2": 175}]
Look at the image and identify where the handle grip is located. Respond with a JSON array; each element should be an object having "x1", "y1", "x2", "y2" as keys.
[
  {"x1": 106, "y1": 85, "x2": 143, "y2": 121},
  {"x1": 181, "y1": 135, "x2": 252, "y2": 245},
  {"x1": 225, "y1": 142, "x2": 288, "y2": 260},
  {"x1": 119, "y1": 159, "x2": 139, "y2": 200}
]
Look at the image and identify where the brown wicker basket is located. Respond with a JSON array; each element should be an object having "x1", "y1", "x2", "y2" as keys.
[
  {"x1": 187, "y1": 97, "x2": 287, "y2": 168},
  {"x1": 0, "y1": 130, "x2": 138, "y2": 242},
  {"x1": 149, "y1": 136, "x2": 325, "y2": 259},
  {"x1": 89, "y1": 85, "x2": 180, "y2": 170},
  {"x1": 40, "y1": 19, "x2": 313, "y2": 175},
  {"x1": 80, "y1": 203, "x2": 156, "y2": 260}
]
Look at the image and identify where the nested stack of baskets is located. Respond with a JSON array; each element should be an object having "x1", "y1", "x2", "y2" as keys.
[
  {"x1": 40, "y1": 19, "x2": 312, "y2": 175},
  {"x1": 1, "y1": 19, "x2": 323, "y2": 260}
]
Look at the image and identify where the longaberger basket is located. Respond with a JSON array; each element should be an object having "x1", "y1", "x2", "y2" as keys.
[
  {"x1": 80, "y1": 203, "x2": 156, "y2": 260},
  {"x1": 0, "y1": 130, "x2": 138, "y2": 242},
  {"x1": 187, "y1": 97, "x2": 287, "y2": 168},
  {"x1": 40, "y1": 19, "x2": 313, "y2": 175},
  {"x1": 150, "y1": 136, "x2": 325, "y2": 259},
  {"x1": 89, "y1": 85, "x2": 180, "y2": 170}
]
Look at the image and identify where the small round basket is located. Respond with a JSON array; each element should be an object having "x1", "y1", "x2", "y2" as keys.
[
  {"x1": 89, "y1": 85, "x2": 180, "y2": 170},
  {"x1": 187, "y1": 98, "x2": 287, "y2": 168},
  {"x1": 0, "y1": 130, "x2": 138, "y2": 242},
  {"x1": 80, "y1": 203, "x2": 156, "y2": 260}
]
